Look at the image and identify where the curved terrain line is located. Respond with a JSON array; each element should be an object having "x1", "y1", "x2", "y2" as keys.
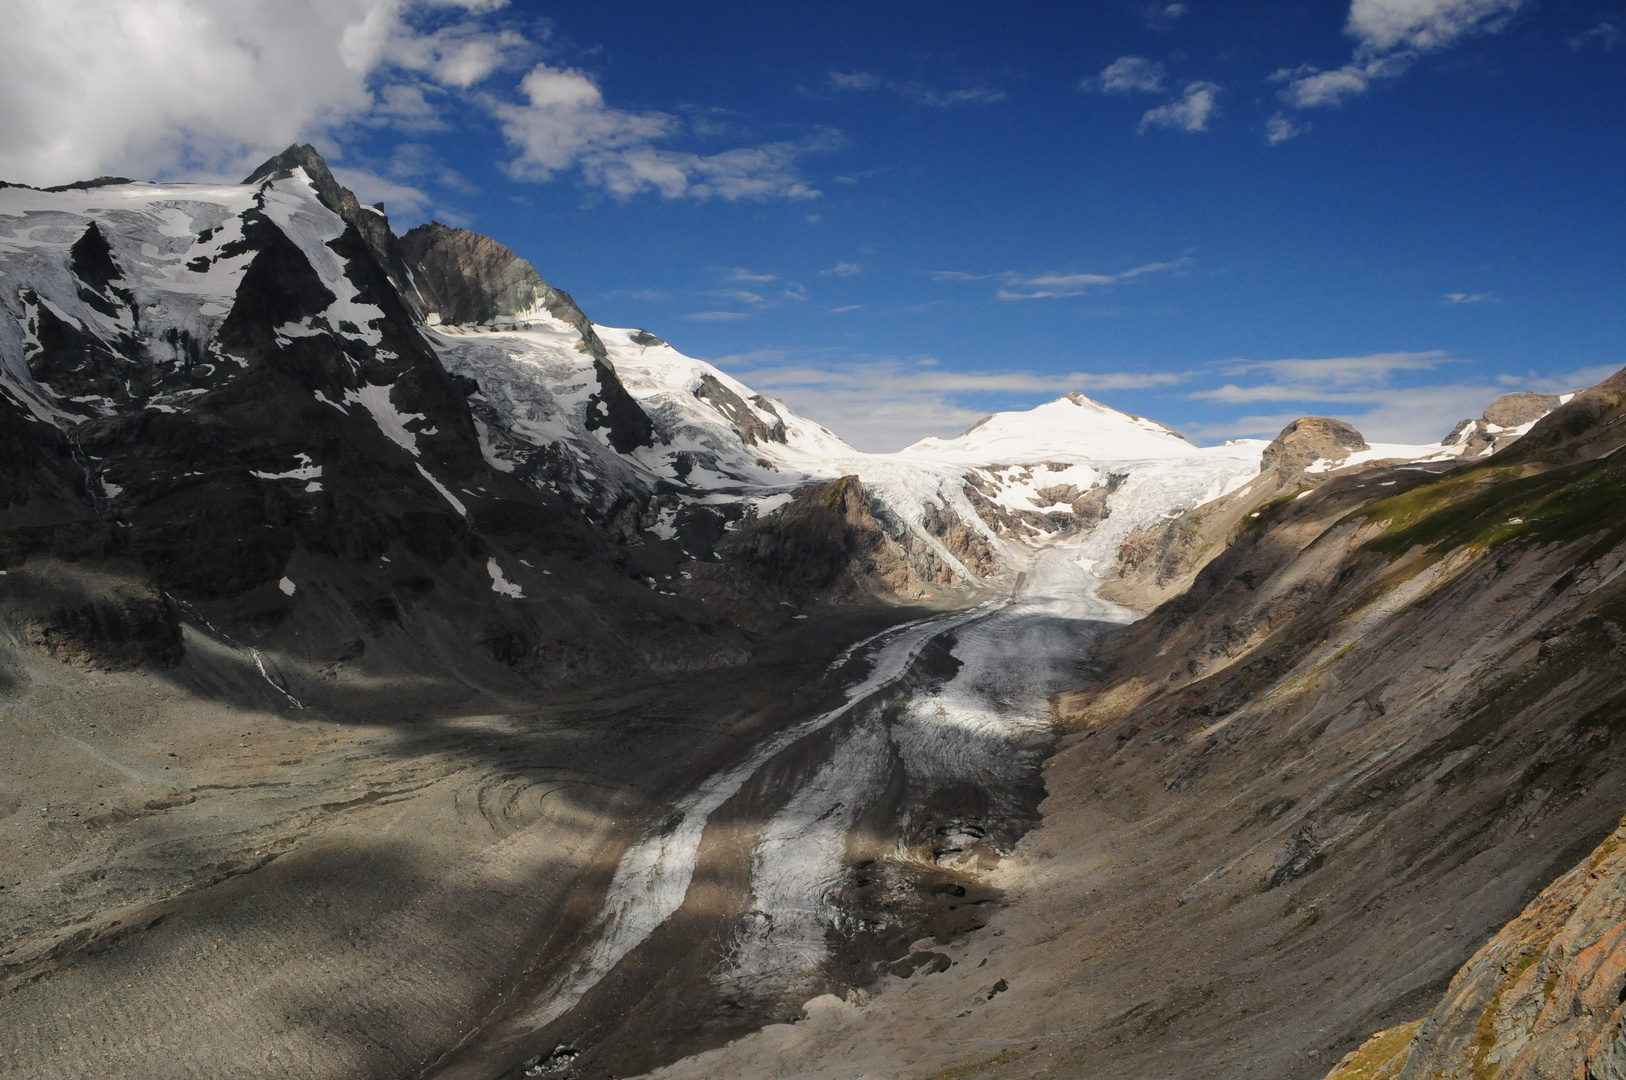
[{"x1": 518, "y1": 601, "x2": 1000, "y2": 1032}]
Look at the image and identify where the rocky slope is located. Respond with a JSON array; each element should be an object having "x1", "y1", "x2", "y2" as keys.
[
  {"x1": 1324, "y1": 812, "x2": 1626, "y2": 1080},
  {"x1": 633, "y1": 368, "x2": 1625, "y2": 1080},
  {"x1": 1, "y1": 141, "x2": 1602, "y2": 1080},
  {"x1": 1100, "y1": 397, "x2": 1561, "y2": 611}
]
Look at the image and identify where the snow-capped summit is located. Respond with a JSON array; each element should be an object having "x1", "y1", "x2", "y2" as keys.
[
  {"x1": 0, "y1": 144, "x2": 1551, "y2": 611},
  {"x1": 899, "y1": 392, "x2": 1200, "y2": 463}
]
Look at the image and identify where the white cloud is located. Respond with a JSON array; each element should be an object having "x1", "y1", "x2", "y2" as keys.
[
  {"x1": 1265, "y1": 112, "x2": 1308, "y2": 144},
  {"x1": 1277, "y1": 0, "x2": 1525, "y2": 112},
  {"x1": 821, "y1": 261, "x2": 862, "y2": 277},
  {"x1": 727, "y1": 268, "x2": 777, "y2": 282},
  {"x1": 828, "y1": 71, "x2": 882, "y2": 91},
  {"x1": 1572, "y1": 20, "x2": 1622, "y2": 51},
  {"x1": 1180, "y1": 351, "x2": 1514, "y2": 443},
  {"x1": 830, "y1": 304, "x2": 863, "y2": 313},
  {"x1": 0, "y1": 1, "x2": 833, "y2": 207},
  {"x1": 0, "y1": 0, "x2": 514, "y2": 186},
  {"x1": 329, "y1": 165, "x2": 431, "y2": 217},
  {"x1": 497, "y1": 70, "x2": 839, "y2": 201},
  {"x1": 1138, "y1": 81, "x2": 1222, "y2": 133},
  {"x1": 684, "y1": 310, "x2": 750, "y2": 322},
  {"x1": 997, "y1": 258, "x2": 1190, "y2": 300},
  {"x1": 716, "y1": 351, "x2": 1186, "y2": 451},
  {"x1": 1444, "y1": 291, "x2": 1494, "y2": 303},
  {"x1": 1346, "y1": 0, "x2": 1525, "y2": 54},
  {"x1": 381, "y1": 20, "x2": 525, "y2": 87},
  {"x1": 1086, "y1": 56, "x2": 1168, "y2": 94},
  {"x1": 1141, "y1": 3, "x2": 1189, "y2": 29},
  {"x1": 827, "y1": 71, "x2": 1006, "y2": 107},
  {"x1": 710, "y1": 289, "x2": 765, "y2": 305},
  {"x1": 931, "y1": 270, "x2": 994, "y2": 281}
]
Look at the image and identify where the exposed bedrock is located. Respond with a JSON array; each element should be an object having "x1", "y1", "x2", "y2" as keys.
[
  {"x1": 1324, "y1": 814, "x2": 1626, "y2": 1080},
  {"x1": 717, "y1": 475, "x2": 932, "y2": 602}
]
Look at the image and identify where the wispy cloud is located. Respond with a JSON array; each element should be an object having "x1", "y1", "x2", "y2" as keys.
[
  {"x1": 1444, "y1": 291, "x2": 1495, "y2": 304},
  {"x1": 602, "y1": 288, "x2": 673, "y2": 302},
  {"x1": 1198, "y1": 350, "x2": 1459, "y2": 399},
  {"x1": 1139, "y1": 81, "x2": 1222, "y2": 133},
  {"x1": 1142, "y1": 3, "x2": 1189, "y2": 30},
  {"x1": 1571, "y1": 19, "x2": 1622, "y2": 50},
  {"x1": 726, "y1": 267, "x2": 776, "y2": 282},
  {"x1": 931, "y1": 270, "x2": 995, "y2": 282},
  {"x1": 710, "y1": 289, "x2": 765, "y2": 304},
  {"x1": 826, "y1": 71, "x2": 1006, "y2": 107},
  {"x1": 1275, "y1": 0, "x2": 1526, "y2": 113},
  {"x1": 684, "y1": 310, "x2": 750, "y2": 322},
  {"x1": 1083, "y1": 56, "x2": 1167, "y2": 95},
  {"x1": 820, "y1": 260, "x2": 862, "y2": 277},
  {"x1": 830, "y1": 304, "x2": 863, "y2": 313},
  {"x1": 1265, "y1": 112, "x2": 1308, "y2": 144},
  {"x1": 715, "y1": 350, "x2": 1187, "y2": 451},
  {"x1": 997, "y1": 258, "x2": 1191, "y2": 300},
  {"x1": 497, "y1": 67, "x2": 842, "y2": 201},
  {"x1": 1183, "y1": 350, "x2": 1499, "y2": 443}
]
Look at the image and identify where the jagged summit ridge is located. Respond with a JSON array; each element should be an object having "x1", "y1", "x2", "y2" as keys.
[{"x1": 0, "y1": 143, "x2": 1571, "y2": 607}]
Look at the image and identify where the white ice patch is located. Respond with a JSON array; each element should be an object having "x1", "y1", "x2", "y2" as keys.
[
  {"x1": 251, "y1": 454, "x2": 322, "y2": 481},
  {"x1": 416, "y1": 463, "x2": 468, "y2": 517},
  {"x1": 347, "y1": 383, "x2": 424, "y2": 457},
  {"x1": 487, "y1": 558, "x2": 524, "y2": 598},
  {"x1": 649, "y1": 505, "x2": 679, "y2": 540}
]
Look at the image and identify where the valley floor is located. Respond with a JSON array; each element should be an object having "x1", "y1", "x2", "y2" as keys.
[{"x1": 0, "y1": 602, "x2": 926, "y2": 1080}]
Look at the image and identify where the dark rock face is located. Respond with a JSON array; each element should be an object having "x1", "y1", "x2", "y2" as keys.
[
  {"x1": 243, "y1": 143, "x2": 411, "y2": 292},
  {"x1": 397, "y1": 221, "x2": 551, "y2": 326},
  {"x1": 719, "y1": 475, "x2": 926, "y2": 601},
  {"x1": 1442, "y1": 390, "x2": 1565, "y2": 458},
  {"x1": 1258, "y1": 416, "x2": 1369, "y2": 475},
  {"x1": 694, "y1": 374, "x2": 784, "y2": 445},
  {"x1": 397, "y1": 221, "x2": 655, "y2": 452}
]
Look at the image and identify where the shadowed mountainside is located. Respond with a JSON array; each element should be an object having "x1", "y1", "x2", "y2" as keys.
[{"x1": 631, "y1": 365, "x2": 1626, "y2": 1080}]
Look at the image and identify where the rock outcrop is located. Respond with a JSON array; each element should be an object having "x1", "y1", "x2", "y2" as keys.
[
  {"x1": 1442, "y1": 390, "x2": 1564, "y2": 459},
  {"x1": 1102, "y1": 416, "x2": 1372, "y2": 609},
  {"x1": 1326, "y1": 813, "x2": 1626, "y2": 1080},
  {"x1": 717, "y1": 475, "x2": 933, "y2": 602}
]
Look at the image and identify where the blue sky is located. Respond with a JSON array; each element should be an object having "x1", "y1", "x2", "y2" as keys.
[{"x1": 4, "y1": 1, "x2": 1622, "y2": 449}]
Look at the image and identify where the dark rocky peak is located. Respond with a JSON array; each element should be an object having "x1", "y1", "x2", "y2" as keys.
[
  {"x1": 42, "y1": 176, "x2": 135, "y2": 192},
  {"x1": 1483, "y1": 390, "x2": 1562, "y2": 428},
  {"x1": 243, "y1": 144, "x2": 407, "y2": 291},
  {"x1": 400, "y1": 220, "x2": 655, "y2": 453},
  {"x1": 1442, "y1": 389, "x2": 1566, "y2": 459},
  {"x1": 1258, "y1": 416, "x2": 1368, "y2": 476},
  {"x1": 694, "y1": 374, "x2": 785, "y2": 445},
  {"x1": 1497, "y1": 363, "x2": 1626, "y2": 466},
  {"x1": 396, "y1": 221, "x2": 600, "y2": 345},
  {"x1": 68, "y1": 222, "x2": 137, "y2": 324}
]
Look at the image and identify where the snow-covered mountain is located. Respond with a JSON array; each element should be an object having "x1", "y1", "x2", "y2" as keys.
[{"x1": 0, "y1": 144, "x2": 1540, "y2": 620}]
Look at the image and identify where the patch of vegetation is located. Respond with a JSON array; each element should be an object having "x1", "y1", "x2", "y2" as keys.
[
  {"x1": 1361, "y1": 452, "x2": 1626, "y2": 562},
  {"x1": 1325, "y1": 1018, "x2": 1424, "y2": 1080},
  {"x1": 1236, "y1": 493, "x2": 1300, "y2": 542}
]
